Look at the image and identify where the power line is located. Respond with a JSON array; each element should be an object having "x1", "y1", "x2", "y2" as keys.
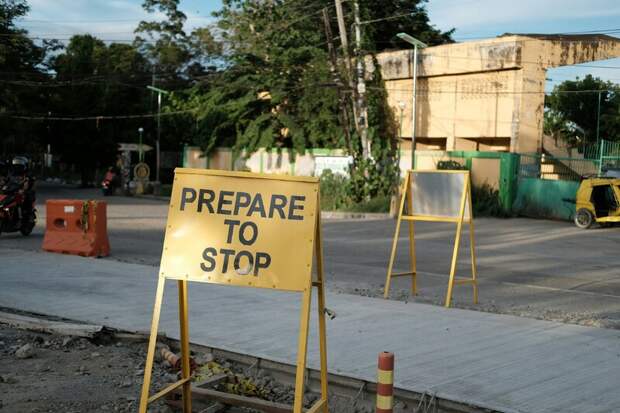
[
  {"x1": 17, "y1": 16, "x2": 214, "y2": 24},
  {"x1": 359, "y1": 11, "x2": 416, "y2": 25},
  {"x1": 4, "y1": 109, "x2": 198, "y2": 121}
]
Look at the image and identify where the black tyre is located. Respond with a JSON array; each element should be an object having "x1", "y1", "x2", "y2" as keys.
[
  {"x1": 20, "y1": 222, "x2": 34, "y2": 236},
  {"x1": 20, "y1": 215, "x2": 35, "y2": 236},
  {"x1": 574, "y1": 208, "x2": 594, "y2": 229}
]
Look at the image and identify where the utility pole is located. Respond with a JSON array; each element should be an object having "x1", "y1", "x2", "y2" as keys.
[
  {"x1": 596, "y1": 91, "x2": 602, "y2": 146},
  {"x1": 353, "y1": 0, "x2": 369, "y2": 159},
  {"x1": 334, "y1": 0, "x2": 352, "y2": 81},
  {"x1": 334, "y1": 0, "x2": 359, "y2": 138},
  {"x1": 138, "y1": 127, "x2": 144, "y2": 163},
  {"x1": 322, "y1": 7, "x2": 354, "y2": 156},
  {"x1": 147, "y1": 85, "x2": 170, "y2": 183}
]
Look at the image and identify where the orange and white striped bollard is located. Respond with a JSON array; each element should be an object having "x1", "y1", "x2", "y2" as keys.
[{"x1": 376, "y1": 351, "x2": 394, "y2": 413}]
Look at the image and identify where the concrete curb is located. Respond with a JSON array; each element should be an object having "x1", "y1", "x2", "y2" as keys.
[
  {"x1": 130, "y1": 194, "x2": 171, "y2": 202},
  {"x1": 321, "y1": 211, "x2": 391, "y2": 220}
]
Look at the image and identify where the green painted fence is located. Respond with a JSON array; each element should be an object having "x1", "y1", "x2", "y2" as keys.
[
  {"x1": 513, "y1": 178, "x2": 579, "y2": 221},
  {"x1": 444, "y1": 151, "x2": 520, "y2": 213}
]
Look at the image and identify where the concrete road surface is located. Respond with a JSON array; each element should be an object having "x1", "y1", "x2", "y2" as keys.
[
  {"x1": 3, "y1": 248, "x2": 620, "y2": 413},
  {"x1": 2, "y1": 182, "x2": 620, "y2": 328}
]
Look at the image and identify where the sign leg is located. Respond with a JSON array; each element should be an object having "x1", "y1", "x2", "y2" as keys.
[
  {"x1": 384, "y1": 173, "x2": 410, "y2": 299},
  {"x1": 445, "y1": 176, "x2": 469, "y2": 308},
  {"x1": 315, "y1": 212, "x2": 329, "y2": 412},
  {"x1": 293, "y1": 286, "x2": 313, "y2": 413},
  {"x1": 467, "y1": 186, "x2": 479, "y2": 304},
  {"x1": 177, "y1": 280, "x2": 192, "y2": 412},
  {"x1": 139, "y1": 276, "x2": 166, "y2": 413},
  {"x1": 406, "y1": 181, "x2": 417, "y2": 295}
]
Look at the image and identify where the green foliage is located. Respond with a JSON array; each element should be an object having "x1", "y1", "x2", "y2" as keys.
[
  {"x1": 0, "y1": 0, "x2": 51, "y2": 155},
  {"x1": 436, "y1": 160, "x2": 467, "y2": 170},
  {"x1": 358, "y1": 0, "x2": 454, "y2": 51},
  {"x1": 319, "y1": 170, "x2": 350, "y2": 211},
  {"x1": 471, "y1": 184, "x2": 509, "y2": 218},
  {"x1": 135, "y1": 0, "x2": 220, "y2": 79},
  {"x1": 319, "y1": 170, "x2": 390, "y2": 212},
  {"x1": 345, "y1": 195, "x2": 390, "y2": 213},
  {"x1": 545, "y1": 75, "x2": 620, "y2": 144},
  {"x1": 49, "y1": 35, "x2": 154, "y2": 183},
  {"x1": 1, "y1": 0, "x2": 454, "y2": 191},
  {"x1": 172, "y1": 0, "x2": 342, "y2": 156},
  {"x1": 346, "y1": 57, "x2": 401, "y2": 202},
  {"x1": 543, "y1": 109, "x2": 575, "y2": 146}
]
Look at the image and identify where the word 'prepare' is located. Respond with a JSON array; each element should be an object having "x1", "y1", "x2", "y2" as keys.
[{"x1": 179, "y1": 187, "x2": 307, "y2": 279}]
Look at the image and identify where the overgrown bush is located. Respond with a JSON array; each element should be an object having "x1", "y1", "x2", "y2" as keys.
[
  {"x1": 319, "y1": 170, "x2": 350, "y2": 211},
  {"x1": 319, "y1": 169, "x2": 391, "y2": 213},
  {"x1": 345, "y1": 195, "x2": 391, "y2": 213},
  {"x1": 472, "y1": 184, "x2": 509, "y2": 217},
  {"x1": 436, "y1": 160, "x2": 467, "y2": 170}
]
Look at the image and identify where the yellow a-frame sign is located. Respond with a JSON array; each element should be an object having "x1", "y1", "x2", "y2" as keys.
[
  {"x1": 139, "y1": 168, "x2": 329, "y2": 413},
  {"x1": 384, "y1": 170, "x2": 478, "y2": 307}
]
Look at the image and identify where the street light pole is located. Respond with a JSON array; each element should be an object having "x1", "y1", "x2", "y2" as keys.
[
  {"x1": 138, "y1": 127, "x2": 144, "y2": 163},
  {"x1": 398, "y1": 101, "x2": 406, "y2": 169},
  {"x1": 596, "y1": 91, "x2": 602, "y2": 147},
  {"x1": 397, "y1": 33, "x2": 427, "y2": 170},
  {"x1": 147, "y1": 85, "x2": 170, "y2": 183}
]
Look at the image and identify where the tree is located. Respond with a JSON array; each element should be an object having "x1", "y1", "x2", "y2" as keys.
[
  {"x1": 358, "y1": 0, "x2": 454, "y2": 52},
  {"x1": 165, "y1": 0, "x2": 453, "y2": 200},
  {"x1": 135, "y1": 0, "x2": 220, "y2": 81},
  {"x1": 0, "y1": 0, "x2": 50, "y2": 155},
  {"x1": 176, "y1": 0, "x2": 342, "y2": 156},
  {"x1": 545, "y1": 75, "x2": 620, "y2": 145},
  {"x1": 49, "y1": 35, "x2": 153, "y2": 184}
]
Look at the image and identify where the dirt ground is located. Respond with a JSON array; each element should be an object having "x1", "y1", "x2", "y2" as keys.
[
  {"x1": 0, "y1": 324, "x2": 173, "y2": 413},
  {"x1": 0, "y1": 322, "x2": 369, "y2": 413}
]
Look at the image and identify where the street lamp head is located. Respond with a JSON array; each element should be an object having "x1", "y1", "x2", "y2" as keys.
[
  {"x1": 396, "y1": 32, "x2": 428, "y2": 49},
  {"x1": 138, "y1": 127, "x2": 144, "y2": 133},
  {"x1": 146, "y1": 85, "x2": 170, "y2": 95},
  {"x1": 398, "y1": 101, "x2": 406, "y2": 110}
]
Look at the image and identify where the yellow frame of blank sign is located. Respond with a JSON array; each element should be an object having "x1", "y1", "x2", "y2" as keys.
[
  {"x1": 138, "y1": 168, "x2": 329, "y2": 413},
  {"x1": 384, "y1": 170, "x2": 478, "y2": 307}
]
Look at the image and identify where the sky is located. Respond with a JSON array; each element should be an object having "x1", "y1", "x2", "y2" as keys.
[{"x1": 16, "y1": 0, "x2": 620, "y2": 90}]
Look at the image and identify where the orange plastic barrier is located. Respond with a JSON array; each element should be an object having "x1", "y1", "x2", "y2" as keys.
[{"x1": 42, "y1": 200, "x2": 110, "y2": 257}]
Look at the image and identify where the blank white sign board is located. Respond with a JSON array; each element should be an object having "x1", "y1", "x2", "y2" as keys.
[{"x1": 409, "y1": 171, "x2": 470, "y2": 220}]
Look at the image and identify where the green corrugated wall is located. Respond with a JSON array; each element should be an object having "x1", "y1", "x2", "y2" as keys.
[{"x1": 513, "y1": 178, "x2": 579, "y2": 221}]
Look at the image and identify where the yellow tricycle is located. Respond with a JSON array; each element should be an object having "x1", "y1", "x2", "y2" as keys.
[{"x1": 574, "y1": 178, "x2": 620, "y2": 229}]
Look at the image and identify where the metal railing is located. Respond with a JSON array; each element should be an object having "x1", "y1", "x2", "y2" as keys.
[
  {"x1": 519, "y1": 154, "x2": 600, "y2": 181},
  {"x1": 599, "y1": 140, "x2": 620, "y2": 174}
]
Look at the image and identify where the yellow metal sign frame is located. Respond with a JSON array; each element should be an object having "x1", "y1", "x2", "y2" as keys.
[
  {"x1": 384, "y1": 170, "x2": 478, "y2": 307},
  {"x1": 139, "y1": 168, "x2": 329, "y2": 413}
]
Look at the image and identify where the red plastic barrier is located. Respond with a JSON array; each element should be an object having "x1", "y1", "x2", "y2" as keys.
[{"x1": 42, "y1": 200, "x2": 110, "y2": 257}]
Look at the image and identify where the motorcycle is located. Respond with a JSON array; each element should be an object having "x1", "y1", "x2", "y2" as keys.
[
  {"x1": 0, "y1": 180, "x2": 36, "y2": 236},
  {"x1": 101, "y1": 168, "x2": 119, "y2": 196}
]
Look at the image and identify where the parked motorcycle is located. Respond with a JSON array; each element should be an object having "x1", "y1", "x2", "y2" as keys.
[
  {"x1": 101, "y1": 167, "x2": 119, "y2": 196},
  {"x1": 0, "y1": 179, "x2": 36, "y2": 236}
]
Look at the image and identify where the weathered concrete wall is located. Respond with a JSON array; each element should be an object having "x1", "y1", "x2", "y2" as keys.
[
  {"x1": 183, "y1": 147, "x2": 347, "y2": 177},
  {"x1": 386, "y1": 71, "x2": 518, "y2": 148},
  {"x1": 375, "y1": 34, "x2": 620, "y2": 154}
]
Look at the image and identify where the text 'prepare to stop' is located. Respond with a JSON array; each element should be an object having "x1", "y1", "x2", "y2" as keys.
[{"x1": 178, "y1": 187, "x2": 308, "y2": 277}]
